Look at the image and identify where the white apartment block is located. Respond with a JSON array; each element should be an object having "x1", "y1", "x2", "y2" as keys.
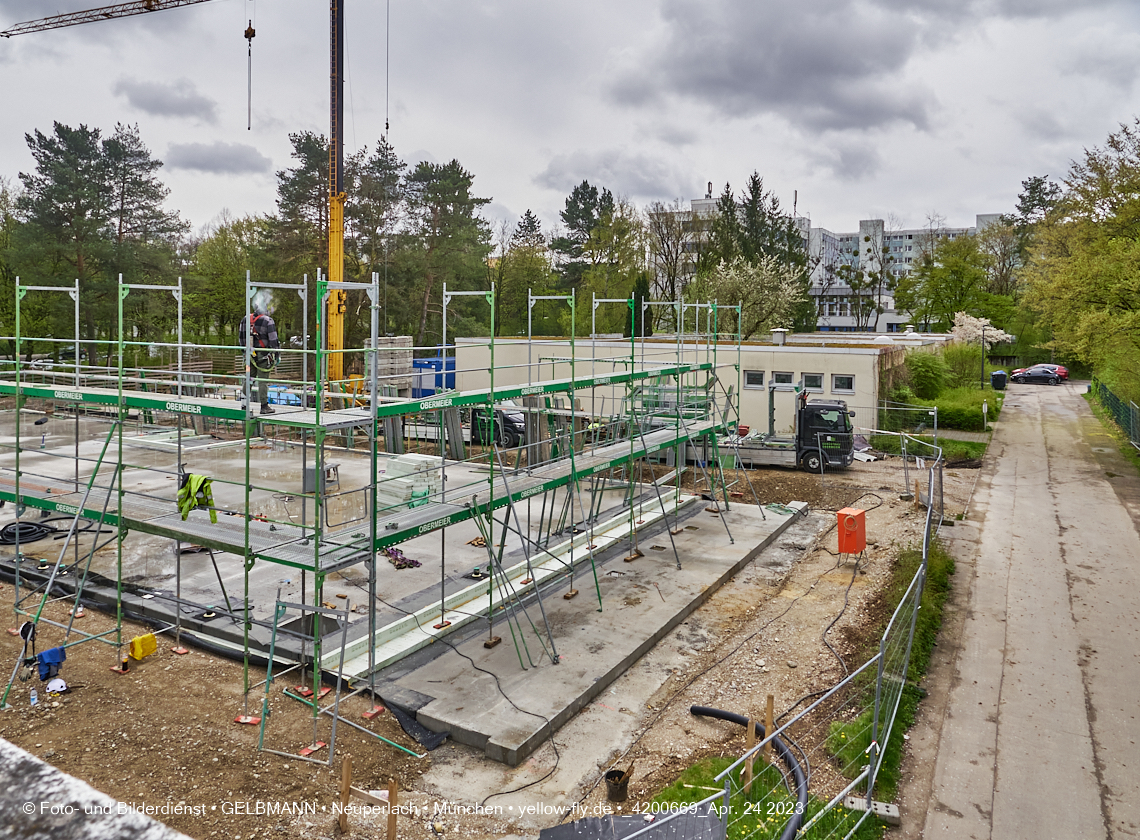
[
  {"x1": 807, "y1": 214, "x2": 1002, "y2": 333},
  {"x1": 659, "y1": 191, "x2": 1000, "y2": 334}
]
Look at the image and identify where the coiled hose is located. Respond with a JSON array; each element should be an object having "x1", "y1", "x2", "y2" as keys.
[
  {"x1": 690, "y1": 705, "x2": 809, "y2": 840},
  {"x1": 0, "y1": 517, "x2": 115, "y2": 546},
  {"x1": 0, "y1": 522, "x2": 57, "y2": 545}
]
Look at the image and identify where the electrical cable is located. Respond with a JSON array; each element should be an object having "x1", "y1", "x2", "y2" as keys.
[
  {"x1": 564, "y1": 490, "x2": 884, "y2": 816},
  {"x1": 820, "y1": 552, "x2": 861, "y2": 677},
  {"x1": 365, "y1": 589, "x2": 562, "y2": 803},
  {"x1": 564, "y1": 513, "x2": 841, "y2": 817}
]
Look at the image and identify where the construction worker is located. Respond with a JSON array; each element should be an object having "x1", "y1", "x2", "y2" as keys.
[{"x1": 239, "y1": 302, "x2": 281, "y2": 414}]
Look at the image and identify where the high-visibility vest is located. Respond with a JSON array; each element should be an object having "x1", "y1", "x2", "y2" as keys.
[{"x1": 177, "y1": 474, "x2": 217, "y2": 524}]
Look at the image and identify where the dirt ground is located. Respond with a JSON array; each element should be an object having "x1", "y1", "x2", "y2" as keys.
[{"x1": 0, "y1": 456, "x2": 978, "y2": 839}]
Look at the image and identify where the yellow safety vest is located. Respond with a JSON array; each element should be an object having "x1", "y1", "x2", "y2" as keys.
[{"x1": 177, "y1": 474, "x2": 217, "y2": 524}]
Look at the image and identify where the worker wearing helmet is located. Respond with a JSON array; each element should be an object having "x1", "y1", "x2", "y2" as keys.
[{"x1": 239, "y1": 302, "x2": 281, "y2": 415}]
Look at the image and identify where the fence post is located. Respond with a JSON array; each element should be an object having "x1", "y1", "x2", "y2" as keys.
[
  {"x1": 721, "y1": 776, "x2": 732, "y2": 840},
  {"x1": 867, "y1": 639, "x2": 887, "y2": 809},
  {"x1": 901, "y1": 434, "x2": 910, "y2": 493}
]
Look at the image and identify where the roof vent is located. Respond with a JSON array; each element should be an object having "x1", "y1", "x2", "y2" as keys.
[{"x1": 771, "y1": 328, "x2": 788, "y2": 346}]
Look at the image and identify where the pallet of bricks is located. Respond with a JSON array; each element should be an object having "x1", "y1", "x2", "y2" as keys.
[{"x1": 376, "y1": 453, "x2": 442, "y2": 511}]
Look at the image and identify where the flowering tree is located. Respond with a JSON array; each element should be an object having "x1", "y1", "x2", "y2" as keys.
[
  {"x1": 692, "y1": 255, "x2": 801, "y2": 340},
  {"x1": 951, "y1": 312, "x2": 1013, "y2": 348}
]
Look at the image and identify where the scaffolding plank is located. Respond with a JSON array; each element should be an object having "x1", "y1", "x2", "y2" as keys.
[
  {"x1": 1, "y1": 360, "x2": 713, "y2": 427},
  {"x1": 370, "y1": 418, "x2": 716, "y2": 550}
]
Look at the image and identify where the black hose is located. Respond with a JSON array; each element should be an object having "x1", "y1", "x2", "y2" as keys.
[
  {"x1": 0, "y1": 522, "x2": 57, "y2": 545},
  {"x1": 691, "y1": 705, "x2": 808, "y2": 840},
  {"x1": 0, "y1": 517, "x2": 114, "y2": 546}
]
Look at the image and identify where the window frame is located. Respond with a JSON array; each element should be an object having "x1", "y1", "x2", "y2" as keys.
[
  {"x1": 831, "y1": 374, "x2": 856, "y2": 394},
  {"x1": 803, "y1": 373, "x2": 824, "y2": 392},
  {"x1": 773, "y1": 371, "x2": 794, "y2": 386},
  {"x1": 743, "y1": 370, "x2": 766, "y2": 390}
]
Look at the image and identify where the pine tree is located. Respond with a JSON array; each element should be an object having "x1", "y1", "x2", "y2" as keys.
[{"x1": 402, "y1": 160, "x2": 492, "y2": 345}]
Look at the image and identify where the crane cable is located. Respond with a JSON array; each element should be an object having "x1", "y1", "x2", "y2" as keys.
[{"x1": 244, "y1": 0, "x2": 256, "y2": 130}]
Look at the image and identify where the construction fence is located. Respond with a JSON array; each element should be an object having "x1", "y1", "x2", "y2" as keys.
[
  {"x1": 1092, "y1": 378, "x2": 1140, "y2": 452},
  {"x1": 606, "y1": 442, "x2": 945, "y2": 840}
]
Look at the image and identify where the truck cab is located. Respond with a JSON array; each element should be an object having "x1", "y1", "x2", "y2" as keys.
[
  {"x1": 727, "y1": 381, "x2": 856, "y2": 471},
  {"x1": 794, "y1": 392, "x2": 855, "y2": 471}
]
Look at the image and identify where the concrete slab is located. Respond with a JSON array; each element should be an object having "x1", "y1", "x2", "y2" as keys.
[{"x1": 377, "y1": 502, "x2": 803, "y2": 765}]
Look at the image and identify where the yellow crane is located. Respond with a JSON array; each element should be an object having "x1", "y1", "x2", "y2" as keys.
[{"x1": 2, "y1": 0, "x2": 351, "y2": 382}]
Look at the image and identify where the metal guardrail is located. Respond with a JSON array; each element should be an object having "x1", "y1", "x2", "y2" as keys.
[{"x1": 1093, "y1": 378, "x2": 1140, "y2": 452}]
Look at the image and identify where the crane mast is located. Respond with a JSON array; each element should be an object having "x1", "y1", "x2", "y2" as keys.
[
  {"x1": 327, "y1": 0, "x2": 346, "y2": 383},
  {"x1": 3, "y1": 0, "x2": 350, "y2": 383}
]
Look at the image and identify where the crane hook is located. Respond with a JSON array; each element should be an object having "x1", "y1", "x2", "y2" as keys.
[{"x1": 245, "y1": 19, "x2": 256, "y2": 130}]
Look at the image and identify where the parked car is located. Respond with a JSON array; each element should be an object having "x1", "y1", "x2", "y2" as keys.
[
  {"x1": 470, "y1": 400, "x2": 526, "y2": 448},
  {"x1": 1010, "y1": 365, "x2": 1064, "y2": 385},
  {"x1": 1012, "y1": 363, "x2": 1068, "y2": 380}
]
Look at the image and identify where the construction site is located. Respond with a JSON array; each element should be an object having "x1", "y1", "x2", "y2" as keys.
[
  {"x1": 0, "y1": 5, "x2": 963, "y2": 839},
  {"x1": 0, "y1": 267, "x2": 973, "y2": 840}
]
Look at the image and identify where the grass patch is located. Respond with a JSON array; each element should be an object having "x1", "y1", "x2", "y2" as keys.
[
  {"x1": 651, "y1": 542, "x2": 956, "y2": 833},
  {"x1": 652, "y1": 756, "x2": 887, "y2": 839},
  {"x1": 869, "y1": 434, "x2": 987, "y2": 463},
  {"x1": 1084, "y1": 392, "x2": 1140, "y2": 477},
  {"x1": 828, "y1": 541, "x2": 955, "y2": 800}
]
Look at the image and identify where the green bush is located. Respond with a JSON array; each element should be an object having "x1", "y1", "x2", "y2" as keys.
[
  {"x1": 879, "y1": 388, "x2": 1001, "y2": 433},
  {"x1": 905, "y1": 352, "x2": 949, "y2": 400},
  {"x1": 869, "y1": 434, "x2": 986, "y2": 462},
  {"x1": 935, "y1": 387, "x2": 1001, "y2": 431},
  {"x1": 942, "y1": 344, "x2": 983, "y2": 388}
]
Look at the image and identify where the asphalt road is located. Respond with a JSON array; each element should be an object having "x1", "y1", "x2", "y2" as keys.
[{"x1": 909, "y1": 380, "x2": 1140, "y2": 839}]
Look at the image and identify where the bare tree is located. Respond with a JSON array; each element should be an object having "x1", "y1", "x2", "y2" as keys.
[
  {"x1": 646, "y1": 199, "x2": 687, "y2": 300},
  {"x1": 977, "y1": 217, "x2": 1021, "y2": 298}
]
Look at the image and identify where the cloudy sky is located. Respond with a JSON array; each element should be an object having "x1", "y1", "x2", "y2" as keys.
[{"x1": 2, "y1": 0, "x2": 1140, "y2": 238}]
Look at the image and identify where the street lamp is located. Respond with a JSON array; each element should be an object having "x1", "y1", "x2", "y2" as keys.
[{"x1": 980, "y1": 323, "x2": 986, "y2": 391}]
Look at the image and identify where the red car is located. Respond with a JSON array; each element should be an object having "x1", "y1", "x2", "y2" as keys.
[{"x1": 1012, "y1": 363, "x2": 1068, "y2": 380}]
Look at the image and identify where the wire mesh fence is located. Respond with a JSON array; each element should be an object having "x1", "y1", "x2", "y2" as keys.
[
  {"x1": 614, "y1": 450, "x2": 944, "y2": 840},
  {"x1": 876, "y1": 401, "x2": 939, "y2": 438},
  {"x1": 1092, "y1": 378, "x2": 1140, "y2": 452}
]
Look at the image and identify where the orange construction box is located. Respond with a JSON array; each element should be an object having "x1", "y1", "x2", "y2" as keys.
[{"x1": 837, "y1": 507, "x2": 866, "y2": 555}]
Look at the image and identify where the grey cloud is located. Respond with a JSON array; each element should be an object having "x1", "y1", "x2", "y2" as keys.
[
  {"x1": 612, "y1": 0, "x2": 932, "y2": 133},
  {"x1": 1060, "y1": 41, "x2": 1140, "y2": 90},
  {"x1": 114, "y1": 77, "x2": 217, "y2": 123},
  {"x1": 535, "y1": 149, "x2": 690, "y2": 200},
  {"x1": 647, "y1": 123, "x2": 699, "y2": 148},
  {"x1": 843, "y1": 0, "x2": 1122, "y2": 22},
  {"x1": 806, "y1": 141, "x2": 884, "y2": 181},
  {"x1": 165, "y1": 142, "x2": 271, "y2": 175},
  {"x1": 1015, "y1": 109, "x2": 1071, "y2": 143}
]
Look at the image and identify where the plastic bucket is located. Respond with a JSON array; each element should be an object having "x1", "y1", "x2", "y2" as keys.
[{"x1": 604, "y1": 770, "x2": 629, "y2": 802}]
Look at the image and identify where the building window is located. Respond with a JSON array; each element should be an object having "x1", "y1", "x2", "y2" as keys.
[
  {"x1": 804, "y1": 373, "x2": 823, "y2": 391},
  {"x1": 743, "y1": 370, "x2": 765, "y2": 389},
  {"x1": 832, "y1": 374, "x2": 855, "y2": 393},
  {"x1": 773, "y1": 371, "x2": 793, "y2": 385}
]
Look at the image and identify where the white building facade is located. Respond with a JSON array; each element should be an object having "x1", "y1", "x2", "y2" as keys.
[
  {"x1": 807, "y1": 214, "x2": 1002, "y2": 333},
  {"x1": 658, "y1": 191, "x2": 1000, "y2": 334}
]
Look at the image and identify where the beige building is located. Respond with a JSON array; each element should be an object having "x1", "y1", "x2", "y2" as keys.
[{"x1": 454, "y1": 330, "x2": 949, "y2": 435}]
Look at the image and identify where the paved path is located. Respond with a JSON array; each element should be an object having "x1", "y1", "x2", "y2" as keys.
[{"x1": 909, "y1": 380, "x2": 1140, "y2": 839}]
